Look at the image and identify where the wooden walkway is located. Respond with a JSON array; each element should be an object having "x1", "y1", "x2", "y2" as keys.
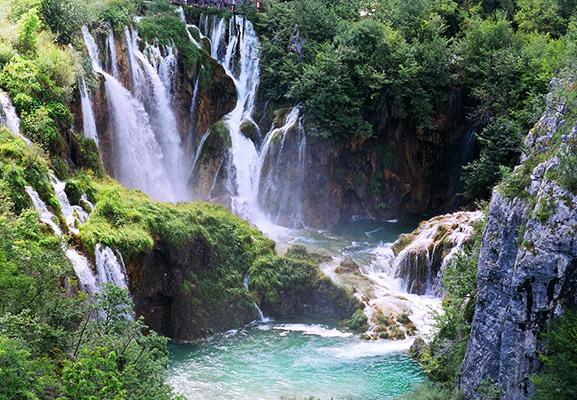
[{"x1": 172, "y1": 0, "x2": 262, "y2": 12}]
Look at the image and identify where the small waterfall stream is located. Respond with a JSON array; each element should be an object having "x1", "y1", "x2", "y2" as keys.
[
  {"x1": 0, "y1": 91, "x2": 31, "y2": 144},
  {"x1": 79, "y1": 77, "x2": 99, "y2": 145}
]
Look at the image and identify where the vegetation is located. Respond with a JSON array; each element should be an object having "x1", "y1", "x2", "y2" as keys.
[
  {"x1": 532, "y1": 310, "x2": 577, "y2": 400},
  {"x1": 255, "y1": 0, "x2": 577, "y2": 200}
]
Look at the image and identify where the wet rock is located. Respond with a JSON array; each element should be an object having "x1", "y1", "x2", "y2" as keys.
[
  {"x1": 391, "y1": 211, "x2": 483, "y2": 295},
  {"x1": 335, "y1": 257, "x2": 361, "y2": 275},
  {"x1": 240, "y1": 119, "x2": 259, "y2": 145},
  {"x1": 409, "y1": 336, "x2": 427, "y2": 360}
]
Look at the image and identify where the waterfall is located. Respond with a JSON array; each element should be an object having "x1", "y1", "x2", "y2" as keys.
[
  {"x1": 82, "y1": 26, "x2": 190, "y2": 202},
  {"x1": 191, "y1": 129, "x2": 211, "y2": 175},
  {"x1": 201, "y1": 16, "x2": 263, "y2": 220},
  {"x1": 79, "y1": 77, "x2": 99, "y2": 145},
  {"x1": 256, "y1": 107, "x2": 307, "y2": 228},
  {"x1": 126, "y1": 29, "x2": 191, "y2": 200},
  {"x1": 391, "y1": 211, "x2": 483, "y2": 295},
  {"x1": 25, "y1": 186, "x2": 63, "y2": 238},
  {"x1": 25, "y1": 185, "x2": 100, "y2": 294},
  {"x1": 25, "y1": 180, "x2": 131, "y2": 296},
  {"x1": 190, "y1": 72, "x2": 201, "y2": 133},
  {"x1": 0, "y1": 91, "x2": 31, "y2": 145},
  {"x1": 107, "y1": 31, "x2": 120, "y2": 79},
  {"x1": 51, "y1": 176, "x2": 89, "y2": 235},
  {"x1": 243, "y1": 273, "x2": 271, "y2": 323},
  {"x1": 95, "y1": 244, "x2": 129, "y2": 290},
  {"x1": 67, "y1": 249, "x2": 99, "y2": 293}
]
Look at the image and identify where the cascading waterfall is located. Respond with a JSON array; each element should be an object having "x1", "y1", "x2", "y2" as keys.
[
  {"x1": 25, "y1": 186, "x2": 63, "y2": 238},
  {"x1": 0, "y1": 90, "x2": 31, "y2": 145},
  {"x1": 26, "y1": 178, "x2": 129, "y2": 296},
  {"x1": 95, "y1": 244, "x2": 129, "y2": 290},
  {"x1": 83, "y1": 26, "x2": 187, "y2": 202},
  {"x1": 198, "y1": 15, "x2": 310, "y2": 228},
  {"x1": 67, "y1": 249, "x2": 100, "y2": 294},
  {"x1": 51, "y1": 175, "x2": 89, "y2": 235},
  {"x1": 257, "y1": 107, "x2": 308, "y2": 228},
  {"x1": 125, "y1": 28, "x2": 191, "y2": 199},
  {"x1": 201, "y1": 16, "x2": 268, "y2": 222},
  {"x1": 79, "y1": 77, "x2": 99, "y2": 145}
]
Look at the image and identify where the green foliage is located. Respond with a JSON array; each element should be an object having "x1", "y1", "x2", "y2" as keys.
[
  {"x1": 0, "y1": 335, "x2": 58, "y2": 400},
  {"x1": 558, "y1": 145, "x2": 577, "y2": 193},
  {"x1": 531, "y1": 310, "x2": 577, "y2": 400},
  {"x1": 249, "y1": 254, "x2": 361, "y2": 319},
  {"x1": 400, "y1": 382, "x2": 461, "y2": 400},
  {"x1": 138, "y1": 14, "x2": 200, "y2": 69},
  {"x1": 463, "y1": 118, "x2": 523, "y2": 200},
  {"x1": 16, "y1": 9, "x2": 41, "y2": 56},
  {"x1": 346, "y1": 309, "x2": 369, "y2": 333}
]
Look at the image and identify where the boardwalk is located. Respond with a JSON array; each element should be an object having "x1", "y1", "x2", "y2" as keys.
[{"x1": 172, "y1": 0, "x2": 262, "y2": 12}]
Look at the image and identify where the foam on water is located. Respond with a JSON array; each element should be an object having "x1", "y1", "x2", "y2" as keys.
[{"x1": 273, "y1": 324, "x2": 353, "y2": 338}]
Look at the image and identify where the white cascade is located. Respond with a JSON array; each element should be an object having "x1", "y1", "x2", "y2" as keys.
[
  {"x1": 66, "y1": 249, "x2": 99, "y2": 293},
  {"x1": 82, "y1": 26, "x2": 178, "y2": 202},
  {"x1": 25, "y1": 186, "x2": 63, "y2": 238},
  {"x1": 256, "y1": 107, "x2": 307, "y2": 227},
  {"x1": 125, "y1": 29, "x2": 191, "y2": 201},
  {"x1": 202, "y1": 16, "x2": 263, "y2": 221},
  {"x1": 95, "y1": 244, "x2": 129, "y2": 290},
  {"x1": 50, "y1": 176, "x2": 89, "y2": 235},
  {"x1": 0, "y1": 90, "x2": 31, "y2": 145},
  {"x1": 79, "y1": 77, "x2": 99, "y2": 145},
  {"x1": 191, "y1": 128, "x2": 211, "y2": 175},
  {"x1": 25, "y1": 185, "x2": 100, "y2": 294}
]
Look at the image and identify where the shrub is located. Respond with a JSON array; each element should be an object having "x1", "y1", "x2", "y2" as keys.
[{"x1": 532, "y1": 310, "x2": 577, "y2": 400}]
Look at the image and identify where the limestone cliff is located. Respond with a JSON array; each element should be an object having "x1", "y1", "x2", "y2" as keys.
[{"x1": 460, "y1": 82, "x2": 577, "y2": 399}]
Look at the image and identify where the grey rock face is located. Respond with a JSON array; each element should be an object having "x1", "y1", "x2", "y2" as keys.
[{"x1": 460, "y1": 89, "x2": 577, "y2": 399}]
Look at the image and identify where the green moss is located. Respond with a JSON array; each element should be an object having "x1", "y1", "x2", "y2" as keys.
[{"x1": 80, "y1": 178, "x2": 273, "y2": 262}]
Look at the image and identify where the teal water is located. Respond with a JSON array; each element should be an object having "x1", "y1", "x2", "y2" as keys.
[{"x1": 168, "y1": 322, "x2": 425, "y2": 400}]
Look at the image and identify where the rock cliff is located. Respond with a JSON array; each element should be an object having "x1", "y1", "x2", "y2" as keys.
[{"x1": 460, "y1": 82, "x2": 577, "y2": 399}]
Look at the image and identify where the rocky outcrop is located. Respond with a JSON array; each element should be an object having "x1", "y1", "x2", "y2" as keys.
[
  {"x1": 460, "y1": 83, "x2": 577, "y2": 399},
  {"x1": 126, "y1": 234, "x2": 258, "y2": 339},
  {"x1": 391, "y1": 211, "x2": 483, "y2": 295}
]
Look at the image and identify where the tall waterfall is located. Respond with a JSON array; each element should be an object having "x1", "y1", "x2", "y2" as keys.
[
  {"x1": 79, "y1": 77, "x2": 99, "y2": 145},
  {"x1": 257, "y1": 107, "x2": 308, "y2": 228},
  {"x1": 82, "y1": 26, "x2": 191, "y2": 202}
]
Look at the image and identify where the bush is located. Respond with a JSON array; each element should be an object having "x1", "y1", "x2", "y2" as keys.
[
  {"x1": 558, "y1": 145, "x2": 577, "y2": 193},
  {"x1": 532, "y1": 310, "x2": 577, "y2": 400}
]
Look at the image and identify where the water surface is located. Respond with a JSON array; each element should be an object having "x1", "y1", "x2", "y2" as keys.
[{"x1": 169, "y1": 322, "x2": 425, "y2": 400}]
